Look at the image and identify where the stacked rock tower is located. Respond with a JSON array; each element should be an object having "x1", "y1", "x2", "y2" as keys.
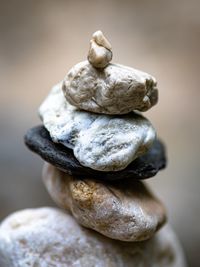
[{"x1": 0, "y1": 31, "x2": 187, "y2": 267}]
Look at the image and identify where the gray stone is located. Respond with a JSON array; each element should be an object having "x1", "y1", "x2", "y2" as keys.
[
  {"x1": 0, "y1": 207, "x2": 187, "y2": 267},
  {"x1": 62, "y1": 60, "x2": 158, "y2": 114},
  {"x1": 43, "y1": 163, "x2": 167, "y2": 242},
  {"x1": 39, "y1": 83, "x2": 156, "y2": 172}
]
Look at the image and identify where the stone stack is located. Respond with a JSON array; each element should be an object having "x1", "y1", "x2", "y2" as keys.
[{"x1": 0, "y1": 31, "x2": 187, "y2": 267}]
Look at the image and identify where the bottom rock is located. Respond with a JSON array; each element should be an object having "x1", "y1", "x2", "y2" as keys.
[{"x1": 0, "y1": 207, "x2": 187, "y2": 267}]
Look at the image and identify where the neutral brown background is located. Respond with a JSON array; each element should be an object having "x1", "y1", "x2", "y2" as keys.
[{"x1": 0, "y1": 0, "x2": 199, "y2": 266}]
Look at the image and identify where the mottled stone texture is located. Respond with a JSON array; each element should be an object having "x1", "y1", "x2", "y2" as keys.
[
  {"x1": 24, "y1": 125, "x2": 166, "y2": 180},
  {"x1": 43, "y1": 163, "x2": 167, "y2": 242},
  {"x1": 39, "y1": 83, "x2": 156, "y2": 171},
  {"x1": 0, "y1": 208, "x2": 187, "y2": 267},
  {"x1": 63, "y1": 61, "x2": 158, "y2": 114}
]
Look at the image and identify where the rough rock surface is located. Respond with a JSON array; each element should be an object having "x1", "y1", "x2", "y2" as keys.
[
  {"x1": 87, "y1": 30, "x2": 112, "y2": 68},
  {"x1": 43, "y1": 163, "x2": 167, "y2": 241},
  {"x1": 24, "y1": 125, "x2": 166, "y2": 180},
  {"x1": 0, "y1": 207, "x2": 187, "y2": 267},
  {"x1": 39, "y1": 83, "x2": 156, "y2": 172},
  {"x1": 62, "y1": 60, "x2": 158, "y2": 114}
]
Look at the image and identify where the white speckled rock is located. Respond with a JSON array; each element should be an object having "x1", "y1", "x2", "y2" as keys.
[
  {"x1": 39, "y1": 83, "x2": 156, "y2": 172},
  {"x1": 88, "y1": 30, "x2": 112, "y2": 68},
  {"x1": 0, "y1": 207, "x2": 187, "y2": 267},
  {"x1": 62, "y1": 60, "x2": 158, "y2": 114},
  {"x1": 43, "y1": 163, "x2": 167, "y2": 242}
]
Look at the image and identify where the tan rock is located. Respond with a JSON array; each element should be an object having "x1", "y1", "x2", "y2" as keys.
[
  {"x1": 42, "y1": 163, "x2": 167, "y2": 242},
  {"x1": 88, "y1": 30, "x2": 112, "y2": 68},
  {"x1": 92, "y1": 30, "x2": 112, "y2": 50},
  {"x1": 0, "y1": 207, "x2": 187, "y2": 267},
  {"x1": 62, "y1": 60, "x2": 158, "y2": 114}
]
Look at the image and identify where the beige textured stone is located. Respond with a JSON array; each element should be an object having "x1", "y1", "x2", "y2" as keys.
[
  {"x1": 88, "y1": 30, "x2": 112, "y2": 68},
  {"x1": 62, "y1": 60, "x2": 158, "y2": 114},
  {"x1": 0, "y1": 207, "x2": 187, "y2": 267},
  {"x1": 42, "y1": 163, "x2": 167, "y2": 242},
  {"x1": 92, "y1": 30, "x2": 112, "y2": 50}
]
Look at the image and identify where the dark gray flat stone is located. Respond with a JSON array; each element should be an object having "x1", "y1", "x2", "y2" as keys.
[{"x1": 24, "y1": 125, "x2": 167, "y2": 181}]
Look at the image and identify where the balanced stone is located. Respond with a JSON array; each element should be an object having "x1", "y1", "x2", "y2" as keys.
[
  {"x1": 24, "y1": 125, "x2": 166, "y2": 180},
  {"x1": 39, "y1": 83, "x2": 156, "y2": 172},
  {"x1": 0, "y1": 207, "x2": 187, "y2": 267},
  {"x1": 62, "y1": 61, "x2": 158, "y2": 114},
  {"x1": 87, "y1": 30, "x2": 112, "y2": 68},
  {"x1": 43, "y1": 163, "x2": 167, "y2": 242}
]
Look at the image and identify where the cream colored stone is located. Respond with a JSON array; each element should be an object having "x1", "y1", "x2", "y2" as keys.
[
  {"x1": 43, "y1": 163, "x2": 167, "y2": 242},
  {"x1": 88, "y1": 30, "x2": 112, "y2": 68},
  {"x1": 93, "y1": 30, "x2": 112, "y2": 50},
  {"x1": 62, "y1": 60, "x2": 158, "y2": 114},
  {"x1": 39, "y1": 83, "x2": 156, "y2": 171},
  {"x1": 0, "y1": 207, "x2": 187, "y2": 267}
]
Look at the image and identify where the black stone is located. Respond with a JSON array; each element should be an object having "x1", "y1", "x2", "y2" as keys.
[{"x1": 24, "y1": 125, "x2": 167, "y2": 181}]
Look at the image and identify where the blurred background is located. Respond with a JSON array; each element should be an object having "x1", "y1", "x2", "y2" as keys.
[{"x1": 0, "y1": 0, "x2": 199, "y2": 266}]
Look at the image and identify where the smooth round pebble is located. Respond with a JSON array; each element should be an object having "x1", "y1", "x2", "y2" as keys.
[
  {"x1": 43, "y1": 163, "x2": 167, "y2": 242},
  {"x1": 87, "y1": 30, "x2": 112, "y2": 68},
  {"x1": 0, "y1": 207, "x2": 187, "y2": 267}
]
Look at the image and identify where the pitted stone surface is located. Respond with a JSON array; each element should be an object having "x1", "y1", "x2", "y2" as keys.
[
  {"x1": 43, "y1": 163, "x2": 167, "y2": 242},
  {"x1": 24, "y1": 125, "x2": 166, "y2": 180},
  {"x1": 39, "y1": 83, "x2": 156, "y2": 172},
  {"x1": 0, "y1": 207, "x2": 187, "y2": 267},
  {"x1": 62, "y1": 60, "x2": 158, "y2": 114}
]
